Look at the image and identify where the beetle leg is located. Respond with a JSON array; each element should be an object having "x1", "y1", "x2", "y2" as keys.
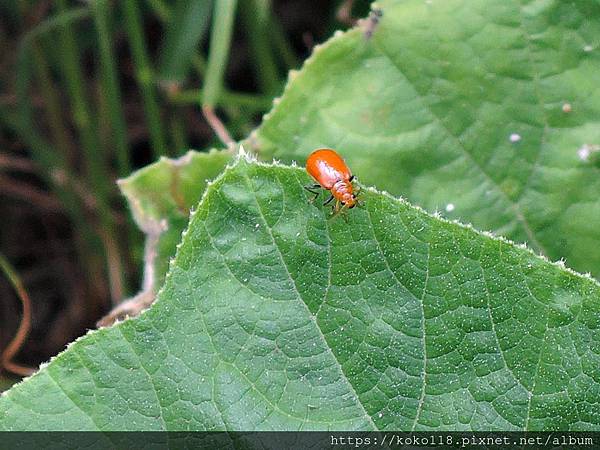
[
  {"x1": 328, "y1": 201, "x2": 339, "y2": 220},
  {"x1": 340, "y1": 202, "x2": 349, "y2": 223},
  {"x1": 323, "y1": 194, "x2": 334, "y2": 206},
  {"x1": 333, "y1": 199, "x2": 342, "y2": 215},
  {"x1": 304, "y1": 184, "x2": 321, "y2": 203},
  {"x1": 304, "y1": 184, "x2": 321, "y2": 193},
  {"x1": 349, "y1": 175, "x2": 355, "y2": 182}
]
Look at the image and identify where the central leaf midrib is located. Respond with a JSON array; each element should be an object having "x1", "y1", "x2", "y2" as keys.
[{"x1": 241, "y1": 169, "x2": 379, "y2": 431}]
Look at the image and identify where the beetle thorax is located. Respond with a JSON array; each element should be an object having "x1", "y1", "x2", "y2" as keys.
[{"x1": 332, "y1": 180, "x2": 355, "y2": 206}]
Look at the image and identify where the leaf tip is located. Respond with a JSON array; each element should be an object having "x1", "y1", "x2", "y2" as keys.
[{"x1": 236, "y1": 145, "x2": 257, "y2": 163}]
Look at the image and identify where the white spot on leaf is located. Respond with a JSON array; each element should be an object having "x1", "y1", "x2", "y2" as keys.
[{"x1": 578, "y1": 144, "x2": 600, "y2": 162}]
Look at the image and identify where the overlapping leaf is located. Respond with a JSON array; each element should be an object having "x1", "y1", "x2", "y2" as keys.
[
  {"x1": 119, "y1": 149, "x2": 231, "y2": 288},
  {"x1": 250, "y1": 0, "x2": 600, "y2": 277}
]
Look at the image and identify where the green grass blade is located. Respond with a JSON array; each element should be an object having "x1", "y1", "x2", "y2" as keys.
[
  {"x1": 158, "y1": 0, "x2": 213, "y2": 84},
  {"x1": 239, "y1": 0, "x2": 280, "y2": 94},
  {"x1": 93, "y1": 0, "x2": 131, "y2": 177},
  {"x1": 54, "y1": 0, "x2": 124, "y2": 300},
  {"x1": 145, "y1": 0, "x2": 171, "y2": 22},
  {"x1": 268, "y1": 7, "x2": 299, "y2": 70},
  {"x1": 122, "y1": 0, "x2": 169, "y2": 157},
  {"x1": 54, "y1": 1, "x2": 107, "y2": 197},
  {"x1": 202, "y1": 0, "x2": 237, "y2": 107}
]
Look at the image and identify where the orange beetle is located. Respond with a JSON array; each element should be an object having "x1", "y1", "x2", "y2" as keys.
[{"x1": 305, "y1": 148, "x2": 359, "y2": 213}]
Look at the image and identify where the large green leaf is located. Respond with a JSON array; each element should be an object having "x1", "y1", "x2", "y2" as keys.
[
  {"x1": 2, "y1": 158, "x2": 600, "y2": 431},
  {"x1": 250, "y1": 0, "x2": 600, "y2": 278}
]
